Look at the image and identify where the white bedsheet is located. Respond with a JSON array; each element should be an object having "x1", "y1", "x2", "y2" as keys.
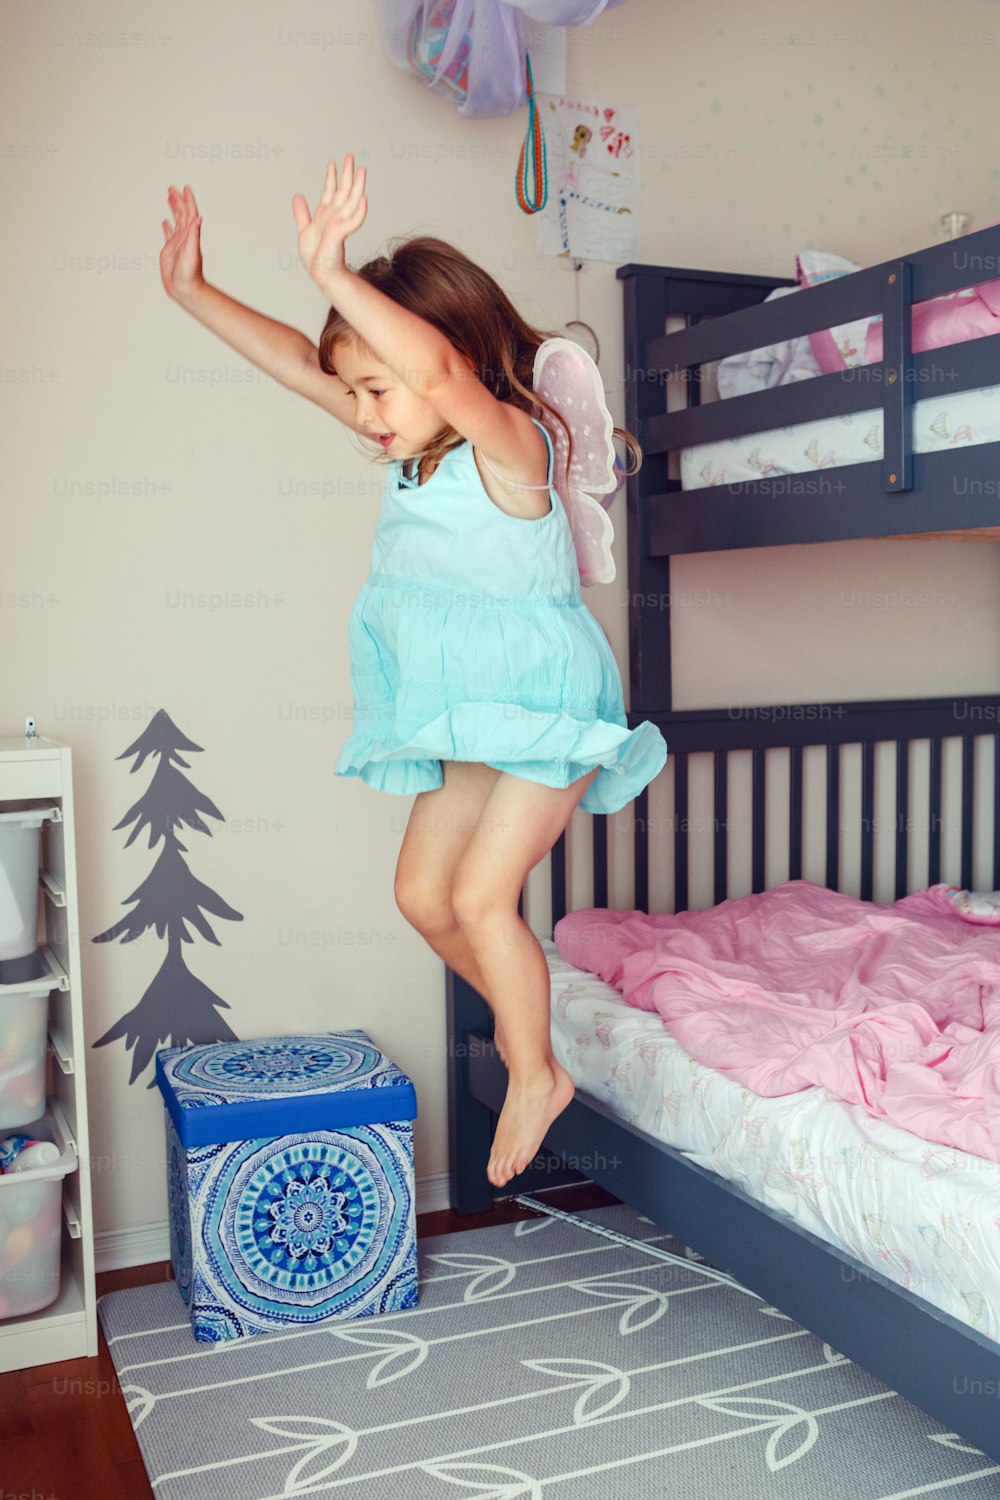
[
  {"x1": 680, "y1": 382, "x2": 1000, "y2": 490},
  {"x1": 542, "y1": 939, "x2": 1000, "y2": 1344}
]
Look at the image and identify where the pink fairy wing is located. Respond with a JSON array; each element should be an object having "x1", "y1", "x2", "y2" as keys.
[{"x1": 533, "y1": 337, "x2": 617, "y2": 585}]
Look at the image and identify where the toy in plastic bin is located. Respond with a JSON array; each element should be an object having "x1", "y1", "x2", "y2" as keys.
[
  {"x1": 0, "y1": 1134, "x2": 61, "y2": 1173},
  {"x1": 0, "y1": 1122, "x2": 70, "y2": 1318}
]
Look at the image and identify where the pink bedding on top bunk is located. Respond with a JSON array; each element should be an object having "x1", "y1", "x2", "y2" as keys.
[{"x1": 553, "y1": 880, "x2": 1000, "y2": 1162}]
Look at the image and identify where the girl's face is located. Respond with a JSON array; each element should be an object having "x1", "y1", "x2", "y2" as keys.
[{"x1": 332, "y1": 339, "x2": 448, "y2": 459}]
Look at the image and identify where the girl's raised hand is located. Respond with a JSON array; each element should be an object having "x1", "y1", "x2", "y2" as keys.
[
  {"x1": 160, "y1": 184, "x2": 205, "y2": 304},
  {"x1": 292, "y1": 156, "x2": 367, "y2": 290}
]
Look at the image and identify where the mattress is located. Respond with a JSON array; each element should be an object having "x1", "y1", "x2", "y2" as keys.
[
  {"x1": 541, "y1": 938, "x2": 1000, "y2": 1345},
  {"x1": 680, "y1": 381, "x2": 1000, "y2": 490}
]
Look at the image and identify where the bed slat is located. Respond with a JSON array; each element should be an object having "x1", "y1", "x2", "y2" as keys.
[
  {"x1": 929, "y1": 737, "x2": 943, "y2": 885},
  {"x1": 895, "y1": 739, "x2": 910, "y2": 901},
  {"x1": 593, "y1": 814, "x2": 608, "y2": 910},
  {"x1": 751, "y1": 748, "x2": 766, "y2": 893},
  {"x1": 675, "y1": 752, "x2": 689, "y2": 913},
  {"x1": 550, "y1": 828, "x2": 567, "y2": 928},
  {"x1": 860, "y1": 741, "x2": 875, "y2": 902},
  {"x1": 826, "y1": 743, "x2": 840, "y2": 889},
  {"x1": 714, "y1": 751, "x2": 728, "y2": 904},
  {"x1": 960, "y1": 736, "x2": 975, "y2": 893},
  {"x1": 634, "y1": 784, "x2": 649, "y2": 912},
  {"x1": 789, "y1": 745, "x2": 803, "y2": 882}
]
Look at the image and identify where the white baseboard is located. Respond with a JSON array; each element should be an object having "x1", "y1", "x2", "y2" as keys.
[
  {"x1": 95, "y1": 1170, "x2": 454, "y2": 1274},
  {"x1": 415, "y1": 1170, "x2": 451, "y2": 1215}
]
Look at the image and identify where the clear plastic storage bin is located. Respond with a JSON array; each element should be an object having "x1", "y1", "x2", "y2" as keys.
[
  {"x1": 0, "y1": 1112, "x2": 76, "y2": 1319},
  {"x1": 0, "y1": 804, "x2": 48, "y2": 962},
  {"x1": 0, "y1": 988, "x2": 49, "y2": 1130}
]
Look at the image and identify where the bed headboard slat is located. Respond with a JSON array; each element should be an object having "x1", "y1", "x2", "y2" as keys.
[
  {"x1": 713, "y1": 751, "x2": 728, "y2": 905},
  {"x1": 960, "y1": 737, "x2": 975, "y2": 893},
  {"x1": 894, "y1": 740, "x2": 910, "y2": 900},
  {"x1": 825, "y1": 744, "x2": 841, "y2": 890},
  {"x1": 592, "y1": 815, "x2": 608, "y2": 910},
  {"x1": 789, "y1": 745, "x2": 804, "y2": 883},
  {"x1": 860, "y1": 741, "x2": 876, "y2": 903},
  {"x1": 674, "y1": 753, "x2": 690, "y2": 912},
  {"x1": 751, "y1": 748, "x2": 766, "y2": 894},
  {"x1": 633, "y1": 784, "x2": 650, "y2": 911},
  {"x1": 550, "y1": 826, "x2": 567, "y2": 929},
  {"x1": 929, "y1": 738, "x2": 943, "y2": 885}
]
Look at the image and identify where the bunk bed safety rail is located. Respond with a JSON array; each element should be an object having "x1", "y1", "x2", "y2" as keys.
[{"x1": 616, "y1": 224, "x2": 1000, "y2": 554}]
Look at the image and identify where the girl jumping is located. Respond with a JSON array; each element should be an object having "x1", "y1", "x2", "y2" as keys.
[{"x1": 159, "y1": 156, "x2": 666, "y2": 1190}]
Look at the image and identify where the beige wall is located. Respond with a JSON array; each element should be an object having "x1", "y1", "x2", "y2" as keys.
[{"x1": 2, "y1": 0, "x2": 999, "y2": 1247}]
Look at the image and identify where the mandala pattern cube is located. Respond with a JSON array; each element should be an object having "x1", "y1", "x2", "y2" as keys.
[{"x1": 155, "y1": 1030, "x2": 418, "y2": 1342}]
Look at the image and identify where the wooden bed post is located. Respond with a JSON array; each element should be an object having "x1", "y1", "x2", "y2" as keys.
[
  {"x1": 445, "y1": 967, "x2": 495, "y2": 1214},
  {"x1": 618, "y1": 265, "x2": 673, "y2": 715}
]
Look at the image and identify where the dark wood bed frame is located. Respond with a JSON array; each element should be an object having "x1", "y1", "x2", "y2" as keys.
[{"x1": 447, "y1": 228, "x2": 1000, "y2": 1462}]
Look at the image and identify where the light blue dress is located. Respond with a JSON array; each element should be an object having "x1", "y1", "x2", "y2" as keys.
[{"x1": 335, "y1": 420, "x2": 667, "y2": 815}]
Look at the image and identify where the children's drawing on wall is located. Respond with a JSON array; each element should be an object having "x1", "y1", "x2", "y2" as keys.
[
  {"x1": 92, "y1": 709, "x2": 243, "y2": 1088},
  {"x1": 536, "y1": 96, "x2": 637, "y2": 262}
]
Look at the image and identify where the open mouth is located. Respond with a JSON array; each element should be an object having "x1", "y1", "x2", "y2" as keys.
[{"x1": 376, "y1": 433, "x2": 396, "y2": 449}]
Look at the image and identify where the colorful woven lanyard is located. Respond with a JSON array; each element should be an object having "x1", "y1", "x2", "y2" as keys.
[{"x1": 515, "y1": 55, "x2": 547, "y2": 213}]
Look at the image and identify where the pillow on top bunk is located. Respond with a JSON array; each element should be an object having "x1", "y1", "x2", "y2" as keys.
[{"x1": 715, "y1": 286, "x2": 823, "y2": 399}]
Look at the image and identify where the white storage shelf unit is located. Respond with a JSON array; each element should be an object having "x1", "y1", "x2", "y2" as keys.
[{"x1": 0, "y1": 734, "x2": 97, "y2": 1370}]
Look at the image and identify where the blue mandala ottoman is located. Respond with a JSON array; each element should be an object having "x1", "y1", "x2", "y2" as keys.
[{"x1": 154, "y1": 1030, "x2": 418, "y2": 1343}]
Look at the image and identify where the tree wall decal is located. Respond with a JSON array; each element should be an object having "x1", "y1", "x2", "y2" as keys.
[{"x1": 92, "y1": 709, "x2": 243, "y2": 1086}]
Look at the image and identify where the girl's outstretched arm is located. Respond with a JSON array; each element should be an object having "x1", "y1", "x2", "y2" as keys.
[
  {"x1": 160, "y1": 184, "x2": 357, "y2": 425},
  {"x1": 293, "y1": 157, "x2": 548, "y2": 488}
]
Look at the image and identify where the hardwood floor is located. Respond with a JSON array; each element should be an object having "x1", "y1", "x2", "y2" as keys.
[{"x1": 0, "y1": 1182, "x2": 620, "y2": 1499}]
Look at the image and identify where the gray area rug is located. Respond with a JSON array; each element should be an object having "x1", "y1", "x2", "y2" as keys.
[{"x1": 98, "y1": 1203, "x2": 1000, "y2": 1499}]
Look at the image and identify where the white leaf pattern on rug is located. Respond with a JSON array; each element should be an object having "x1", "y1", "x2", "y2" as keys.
[
  {"x1": 570, "y1": 1276, "x2": 673, "y2": 1333},
  {"x1": 513, "y1": 1215, "x2": 557, "y2": 1237},
  {"x1": 420, "y1": 1459, "x2": 543, "y2": 1497},
  {"x1": 521, "y1": 1356, "x2": 631, "y2": 1424},
  {"x1": 694, "y1": 1395, "x2": 820, "y2": 1471},
  {"x1": 329, "y1": 1326, "x2": 429, "y2": 1386},
  {"x1": 246, "y1": 1415, "x2": 358, "y2": 1493},
  {"x1": 427, "y1": 1251, "x2": 517, "y2": 1300},
  {"x1": 822, "y1": 1343, "x2": 850, "y2": 1366},
  {"x1": 121, "y1": 1384, "x2": 155, "y2": 1429},
  {"x1": 928, "y1": 1431, "x2": 988, "y2": 1455}
]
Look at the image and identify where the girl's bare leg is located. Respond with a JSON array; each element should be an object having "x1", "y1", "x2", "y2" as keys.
[
  {"x1": 451, "y1": 766, "x2": 600, "y2": 1189},
  {"x1": 394, "y1": 763, "x2": 513, "y2": 1062}
]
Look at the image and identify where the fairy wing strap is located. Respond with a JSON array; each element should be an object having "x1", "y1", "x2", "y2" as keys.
[{"x1": 532, "y1": 337, "x2": 618, "y2": 586}]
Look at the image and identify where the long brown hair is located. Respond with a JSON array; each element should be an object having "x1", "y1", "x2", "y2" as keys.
[{"x1": 317, "y1": 236, "x2": 641, "y2": 485}]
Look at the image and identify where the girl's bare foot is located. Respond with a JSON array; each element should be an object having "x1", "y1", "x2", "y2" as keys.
[{"x1": 487, "y1": 1062, "x2": 575, "y2": 1188}]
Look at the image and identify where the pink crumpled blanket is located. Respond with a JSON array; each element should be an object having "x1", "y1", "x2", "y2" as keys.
[{"x1": 553, "y1": 880, "x2": 1000, "y2": 1163}]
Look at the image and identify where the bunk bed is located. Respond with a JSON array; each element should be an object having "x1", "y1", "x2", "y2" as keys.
[{"x1": 446, "y1": 225, "x2": 1000, "y2": 1464}]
